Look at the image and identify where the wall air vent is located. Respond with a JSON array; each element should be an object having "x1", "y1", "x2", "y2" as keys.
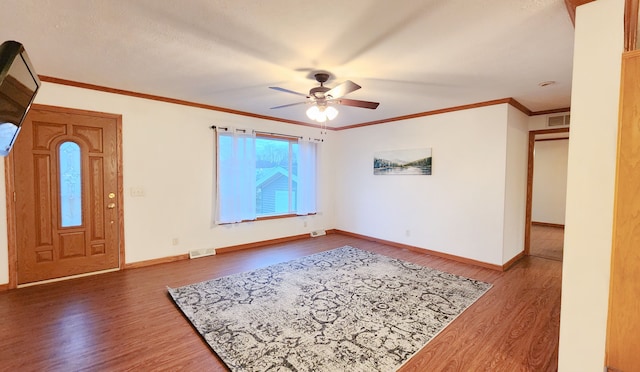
[{"x1": 548, "y1": 114, "x2": 570, "y2": 127}]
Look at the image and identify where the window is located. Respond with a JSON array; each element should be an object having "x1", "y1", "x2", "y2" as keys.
[
  {"x1": 59, "y1": 141, "x2": 82, "y2": 227},
  {"x1": 216, "y1": 130, "x2": 317, "y2": 224},
  {"x1": 255, "y1": 136, "x2": 297, "y2": 216}
]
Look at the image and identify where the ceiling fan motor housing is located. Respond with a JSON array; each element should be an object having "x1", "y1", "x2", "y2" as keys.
[
  {"x1": 310, "y1": 86, "x2": 330, "y2": 100},
  {"x1": 310, "y1": 73, "x2": 331, "y2": 100},
  {"x1": 314, "y1": 73, "x2": 330, "y2": 84}
]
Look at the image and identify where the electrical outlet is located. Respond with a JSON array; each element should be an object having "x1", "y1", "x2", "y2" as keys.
[
  {"x1": 172, "y1": 238, "x2": 179, "y2": 246},
  {"x1": 405, "y1": 229, "x2": 411, "y2": 237}
]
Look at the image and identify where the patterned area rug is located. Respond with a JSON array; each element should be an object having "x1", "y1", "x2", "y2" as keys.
[{"x1": 168, "y1": 246, "x2": 492, "y2": 372}]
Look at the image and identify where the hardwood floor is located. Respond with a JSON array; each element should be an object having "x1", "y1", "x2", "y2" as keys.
[
  {"x1": 530, "y1": 224, "x2": 564, "y2": 261},
  {"x1": 0, "y1": 233, "x2": 561, "y2": 371}
]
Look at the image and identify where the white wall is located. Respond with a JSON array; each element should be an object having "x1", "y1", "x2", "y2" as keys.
[
  {"x1": 558, "y1": 0, "x2": 623, "y2": 370},
  {"x1": 502, "y1": 105, "x2": 529, "y2": 263},
  {"x1": 0, "y1": 87, "x2": 531, "y2": 283},
  {"x1": 0, "y1": 82, "x2": 337, "y2": 283},
  {"x1": 333, "y1": 104, "x2": 521, "y2": 266},
  {"x1": 532, "y1": 139, "x2": 569, "y2": 225}
]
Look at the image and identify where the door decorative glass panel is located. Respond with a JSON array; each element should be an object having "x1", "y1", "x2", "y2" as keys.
[{"x1": 59, "y1": 141, "x2": 82, "y2": 227}]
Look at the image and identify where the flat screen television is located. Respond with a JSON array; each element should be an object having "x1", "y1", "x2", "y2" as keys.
[{"x1": 0, "y1": 40, "x2": 40, "y2": 156}]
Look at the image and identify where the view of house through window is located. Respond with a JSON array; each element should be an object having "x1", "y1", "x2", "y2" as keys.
[
  {"x1": 255, "y1": 136, "x2": 298, "y2": 216},
  {"x1": 216, "y1": 130, "x2": 315, "y2": 224}
]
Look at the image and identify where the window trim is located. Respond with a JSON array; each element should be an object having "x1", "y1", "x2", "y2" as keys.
[{"x1": 216, "y1": 212, "x2": 316, "y2": 226}]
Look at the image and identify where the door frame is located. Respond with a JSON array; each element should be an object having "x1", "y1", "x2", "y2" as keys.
[
  {"x1": 524, "y1": 127, "x2": 570, "y2": 256},
  {"x1": 4, "y1": 104, "x2": 125, "y2": 289}
]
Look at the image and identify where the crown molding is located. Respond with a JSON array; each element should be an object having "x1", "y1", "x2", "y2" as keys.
[
  {"x1": 564, "y1": 0, "x2": 595, "y2": 26},
  {"x1": 39, "y1": 75, "x2": 568, "y2": 132},
  {"x1": 38, "y1": 75, "x2": 321, "y2": 129}
]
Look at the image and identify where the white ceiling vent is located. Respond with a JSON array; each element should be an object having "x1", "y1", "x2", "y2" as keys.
[{"x1": 548, "y1": 114, "x2": 570, "y2": 127}]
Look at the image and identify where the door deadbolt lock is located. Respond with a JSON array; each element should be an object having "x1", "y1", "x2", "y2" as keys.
[{"x1": 108, "y1": 192, "x2": 116, "y2": 199}]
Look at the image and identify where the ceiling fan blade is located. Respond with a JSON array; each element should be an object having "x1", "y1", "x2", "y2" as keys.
[
  {"x1": 270, "y1": 101, "x2": 308, "y2": 109},
  {"x1": 333, "y1": 98, "x2": 380, "y2": 109},
  {"x1": 325, "y1": 80, "x2": 361, "y2": 99},
  {"x1": 269, "y1": 86, "x2": 308, "y2": 97}
]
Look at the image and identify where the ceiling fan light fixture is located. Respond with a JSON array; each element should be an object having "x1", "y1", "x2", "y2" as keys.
[
  {"x1": 325, "y1": 106, "x2": 338, "y2": 120},
  {"x1": 306, "y1": 105, "x2": 320, "y2": 120},
  {"x1": 306, "y1": 104, "x2": 338, "y2": 122}
]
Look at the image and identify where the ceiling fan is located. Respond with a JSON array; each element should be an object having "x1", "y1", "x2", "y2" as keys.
[{"x1": 269, "y1": 72, "x2": 379, "y2": 122}]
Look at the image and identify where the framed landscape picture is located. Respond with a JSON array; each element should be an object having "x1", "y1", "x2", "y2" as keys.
[{"x1": 374, "y1": 148, "x2": 432, "y2": 175}]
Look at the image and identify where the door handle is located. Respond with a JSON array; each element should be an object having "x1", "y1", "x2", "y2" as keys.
[{"x1": 107, "y1": 202, "x2": 116, "y2": 209}]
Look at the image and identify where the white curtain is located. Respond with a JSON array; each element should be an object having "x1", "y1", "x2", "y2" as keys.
[
  {"x1": 296, "y1": 139, "x2": 317, "y2": 215},
  {"x1": 215, "y1": 130, "x2": 257, "y2": 224}
]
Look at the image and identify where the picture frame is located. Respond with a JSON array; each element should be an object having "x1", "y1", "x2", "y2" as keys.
[{"x1": 374, "y1": 148, "x2": 432, "y2": 175}]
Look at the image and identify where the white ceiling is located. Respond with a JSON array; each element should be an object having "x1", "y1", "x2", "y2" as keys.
[{"x1": 0, "y1": 0, "x2": 575, "y2": 128}]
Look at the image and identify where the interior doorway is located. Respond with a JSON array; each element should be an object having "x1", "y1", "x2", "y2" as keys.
[
  {"x1": 5, "y1": 104, "x2": 124, "y2": 287},
  {"x1": 529, "y1": 224, "x2": 564, "y2": 261},
  {"x1": 525, "y1": 127, "x2": 570, "y2": 261}
]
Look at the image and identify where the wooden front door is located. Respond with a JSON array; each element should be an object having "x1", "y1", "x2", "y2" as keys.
[{"x1": 11, "y1": 105, "x2": 122, "y2": 285}]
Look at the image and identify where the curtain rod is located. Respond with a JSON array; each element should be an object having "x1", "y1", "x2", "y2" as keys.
[
  {"x1": 254, "y1": 130, "x2": 302, "y2": 139},
  {"x1": 255, "y1": 131, "x2": 324, "y2": 142},
  {"x1": 210, "y1": 126, "x2": 301, "y2": 139},
  {"x1": 210, "y1": 125, "x2": 245, "y2": 133},
  {"x1": 210, "y1": 125, "x2": 322, "y2": 142}
]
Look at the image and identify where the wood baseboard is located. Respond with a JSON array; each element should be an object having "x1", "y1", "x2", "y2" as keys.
[
  {"x1": 124, "y1": 254, "x2": 189, "y2": 269},
  {"x1": 333, "y1": 229, "x2": 504, "y2": 271},
  {"x1": 503, "y1": 251, "x2": 525, "y2": 271},
  {"x1": 125, "y1": 230, "x2": 338, "y2": 269},
  {"x1": 215, "y1": 230, "x2": 337, "y2": 254},
  {"x1": 532, "y1": 221, "x2": 565, "y2": 229},
  {"x1": 5, "y1": 228, "x2": 513, "y2": 287}
]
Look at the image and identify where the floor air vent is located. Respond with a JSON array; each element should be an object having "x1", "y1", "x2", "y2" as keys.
[
  {"x1": 310, "y1": 230, "x2": 326, "y2": 237},
  {"x1": 189, "y1": 248, "x2": 216, "y2": 259}
]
